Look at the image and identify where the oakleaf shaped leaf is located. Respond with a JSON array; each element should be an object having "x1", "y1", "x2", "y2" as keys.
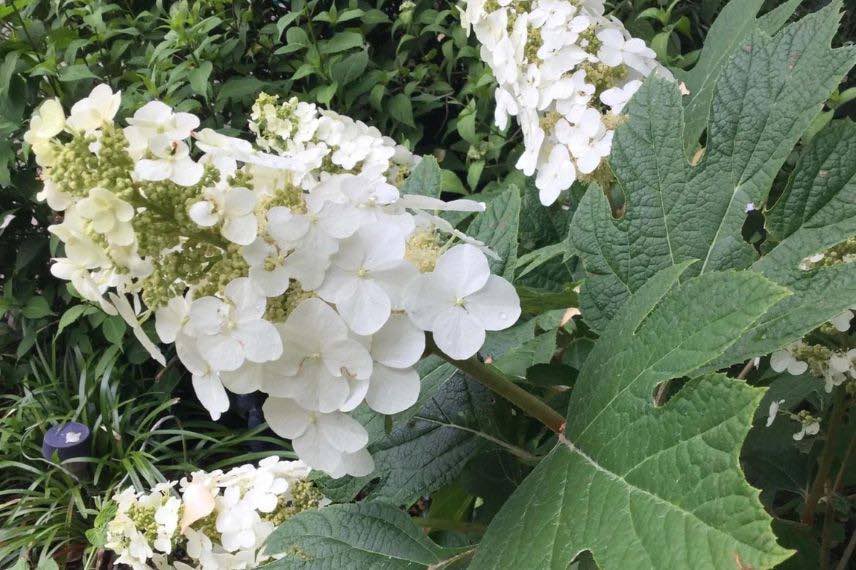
[
  {"x1": 712, "y1": 120, "x2": 856, "y2": 367},
  {"x1": 678, "y1": 0, "x2": 804, "y2": 149},
  {"x1": 571, "y1": 2, "x2": 856, "y2": 332},
  {"x1": 470, "y1": 264, "x2": 793, "y2": 569}
]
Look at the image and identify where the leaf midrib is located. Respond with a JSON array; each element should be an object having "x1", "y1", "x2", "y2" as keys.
[{"x1": 558, "y1": 433, "x2": 771, "y2": 559}]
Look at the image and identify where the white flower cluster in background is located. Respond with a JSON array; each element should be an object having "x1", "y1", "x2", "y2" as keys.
[
  {"x1": 248, "y1": 93, "x2": 416, "y2": 188},
  {"x1": 28, "y1": 86, "x2": 521, "y2": 478},
  {"x1": 460, "y1": 0, "x2": 669, "y2": 205},
  {"x1": 770, "y1": 340, "x2": 856, "y2": 393},
  {"x1": 104, "y1": 457, "x2": 324, "y2": 570},
  {"x1": 766, "y1": 400, "x2": 822, "y2": 442}
]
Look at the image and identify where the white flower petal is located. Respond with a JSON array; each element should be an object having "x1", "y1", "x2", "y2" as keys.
[
  {"x1": 192, "y1": 372, "x2": 230, "y2": 420},
  {"x1": 292, "y1": 424, "x2": 342, "y2": 474},
  {"x1": 432, "y1": 306, "x2": 486, "y2": 360},
  {"x1": 433, "y1": 244, "x2": 491, "y2": 298},
  {"x1": 336, "y1": 279, "x2": 391, "y2": 335},
  {"x1": 322, "y1": 338, "x2": 373, "y2": 380},
  {"x1": 189, "y1": 201, "x2": 218, "y2": 227},
  {"x1": 465, "y1": 275, "x2": 521, "y2": 331},
  {"x1": 222, "y1": 214, "x2": 258, "y2": 245},
  {"x1": 197, "y1": 333, "x2": 245, "y2": 372},
  {"x1": 171, "y1": 158, "x2": 204, "y2": 186},
  {"x1": 403, "y1": 274, "x2": 455, "y2": 331},
  {"x1": 366, "y1": 365, "x2": 420, "y2": 414},
  {"x1": 234, "y1": 319, "x2": 283, "y2": 363},
  {"x1": 317, "y1": 412, "x2": 369, "y2": 453},
  {"x1": 135, "y1": 159, "x2": 171, "y2": 181},
  {"x1": 261, "y1": 397, "x2": 311, "y2": 439},
  {"x1": 371, "y1": 314, "x2": 425, "y2": 368}
]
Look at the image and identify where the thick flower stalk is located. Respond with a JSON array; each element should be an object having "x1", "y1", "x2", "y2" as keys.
[
  {"x1": 103, "y1": 457, "x2": 323, "y2": 570},
  {"x1": 27, "y1": 85, "x2": 521, "y2": 478},
  {"x1": 461, "y1": 0, "x2": 670, "y2": 205}
]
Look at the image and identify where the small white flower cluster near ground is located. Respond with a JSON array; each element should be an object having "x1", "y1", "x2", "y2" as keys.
[
  {"x1": 105, "y1": 457, "x2": 323, "y2": 570},
  {"x1": 460, "y1": 0, "x2": 669, "y2": 205},
  {"x1": 27, "y1": 85, "x2": 521, "y2": 477}
]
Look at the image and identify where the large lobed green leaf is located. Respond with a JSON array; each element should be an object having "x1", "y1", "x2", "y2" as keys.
[
  {"x1": 677, "y1": 0, "x2": 804, "y2": 150},
  {"x1": 712, "y1": 119, "x2": 856, "y2": 367},
  {"x1": 571, "y1": 1, "x2": 856, "y2": 334},
  {"x1": 470, "y1": 264, "x2": 792, "y2": 569}
]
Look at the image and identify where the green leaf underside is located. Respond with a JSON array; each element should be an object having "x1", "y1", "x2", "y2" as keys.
[
  {"x1": 357, "y1": 373, "x2": 496, "y2": 506},
  {"x1": 264, "y1": 502, "x2": 461, "y2": 569},
  {"x1": 571, "y1": 2, "x2": 856, "y2": 334},
  {"x1": 471, "y1": 265, "x2": 792, "y2": 569},
  {"x1": 315, "y1": 359, "x2": 492, "y2": 505}
]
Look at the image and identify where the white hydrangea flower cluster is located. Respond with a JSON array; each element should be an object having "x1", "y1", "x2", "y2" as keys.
[
  {"x1": 28, "y1": 85, "x2": 521, "y2": 478},
  {"x1": 771, "y1": 341, "x2": 856, "y2": 393},
  {"x1": 105, "y1": 457, "x2": 323, "y2": 570},
  {"x1": 460, "y1": 0, "x2": 669, "y2": 205},
  {"x1": 248, "y1": 93, "x2": 417, "y2": 189}
]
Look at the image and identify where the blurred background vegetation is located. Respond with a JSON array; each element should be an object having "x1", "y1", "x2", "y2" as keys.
[{"x1": 0, "y1": 0, "x2": 852, "y2": 567}]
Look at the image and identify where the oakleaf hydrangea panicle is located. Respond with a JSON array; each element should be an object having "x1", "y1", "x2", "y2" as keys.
[
  {"x1": 460, "y1": 0, "x2": 671, "y2": 205},
  {"x1": 28, "y1": 85, "x2": 522, "y2": 478}
]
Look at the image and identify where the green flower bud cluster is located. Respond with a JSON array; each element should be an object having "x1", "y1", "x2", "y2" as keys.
[
  {"x1": 791, "y1": 343, "x2": 834, "y2": 377},
  {"x1": 263, "y1": 183, "x2": 307, "y2": 214},
  {"x1": 190, "y1": 510, "x2": 219, "y2": 540},
  {"x1": 49, "y1": 134, "x2": 102, "y2": 200},
  {"x1": 193, "y1": 245, "x2": 251, "y2": 299},
  {"x1": 387, "y1": 162, "x2": 413, "y2": 188},
  {"x1": 795, "y1": 410, "x2": 820, "y2": 429},
  {"x1": 319, "y1": 153, "x2": 347, "y2": 176},
  {"x1": 263, "y1": 480, "x2": 325, "y2": 526},
  {"x1": 141, "y1": 243, "x2": 219, "y2": 308},
  {"x1": 579, "y1": 161, "x2": 616, "y2": 192},
  {"x1": 579, "y1": 27, "x2": 602, "y2": 55},
  {"x1": 581, "y1": 61, "x2": 628, "y2": 98},
  {"x1": 540, "y1": 111, "x2": 563, "y2": 133},
  {"x1": 265, "y1": 282, "x2": 315, "y2": 322},
  {"x1": 95, "y1": 125, "x2": 137, "y2": 201},
  {"x1": 228, "y1": 169, "x2": 255, "y2": 190},
  {"x1": 134, "y1": 165, "x2": 221, "y2": 258},
  {"x1": 127, "y1": 504, "x2": 160, "y2": 543},
  {"x1": 524, "y1": 25, "x2": 543, "y2": 62}
]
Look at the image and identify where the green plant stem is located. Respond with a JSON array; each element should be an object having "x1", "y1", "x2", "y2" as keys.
[
  {"x1": 428, "y1": 337, "x2": 566, "y2": 434},
  {"x1": 820, "y1": 498, "x2": 835, "y2": 570},
  {"x1": 802, "y1": 388, "x2": 848, "y2": 525},
  {"x1": 836, "y1": 529, "x2": 856, "y2": 570}
]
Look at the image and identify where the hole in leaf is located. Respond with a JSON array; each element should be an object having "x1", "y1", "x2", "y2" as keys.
[{"x1": 651, "y1": 378, "x2": 687, "y2": 407}]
